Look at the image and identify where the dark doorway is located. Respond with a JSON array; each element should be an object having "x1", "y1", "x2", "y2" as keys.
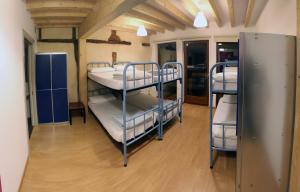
[
  {"x1": 158, "y1": 42, "x2": 177, "y2": 100},
  {"x1": 184, "y1": 40, "x2": 209, "y2": 105},
  {"x1": 24, "y1": 38, "x2": 33, "y2": 138},
  {"x1": 216, "y1": 42, "x2": 239, "y2": 104}
]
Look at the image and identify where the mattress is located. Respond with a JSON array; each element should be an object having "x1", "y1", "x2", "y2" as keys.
[
  {"x1": 212, "y1": 137, "x2": 237, "y2": 150},
  {"x1": 212, "y1": 71, "x2": 237, "y2": 91},
  {"x1": 153, "y1": 73, "x2": 179, "y2": 82},
  {"x1": 88, "y1": 71, "x2": 157, "y2": 90},
  {"x1": 88, "y1": 95, "x2": 157, "y2": 143},
  {"x1": 212, "y1": 97, "x2": 237, "y2": 140},
  {"x1": 126, "y1": 93, "x2": 180, "y2": 122}
]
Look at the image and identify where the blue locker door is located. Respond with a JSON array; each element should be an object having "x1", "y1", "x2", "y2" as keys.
[
  {"x1": 52, "y1": 89, "x2": 69, "y2": 122},
  {"x1": 52, "y1": 54, "x2": 67, "y2": 89},
  {"x1": 36, "y1": 55, "x2": 51, "y2": 90},
  {"x1": 36, "y1": 54, "x2": 53, "y2": 123},
  {"x1": 36, "y1": 90, "x2": 53, "y2": 123}
]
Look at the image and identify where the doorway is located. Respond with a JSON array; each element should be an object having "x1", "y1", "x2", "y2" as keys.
[
  {"x1": 216, "y1": 42, "x2": 239, "y2": 104},
  {"x1": 184, "y1": 40, "x2": 209, "y2": 105},
  {"x1": 24, "y1": 38, "x2": 34, "y2": 138},
  {"x1": 158, "y1": 42, "x2": 177, "y2": 100}
]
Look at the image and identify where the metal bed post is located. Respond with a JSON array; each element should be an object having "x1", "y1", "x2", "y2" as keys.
[
  {"x1": 209, "y1": 65, "x2": 214, "y2": 168},
  {"x1": 122, "y1": 89, "x2": 128, "y2": 167},
  {"x1": 157, "y1": 64, "x2": 163, "y2": 140},
  {"x1": 122, "y1": 64, "x2": 128, "y2": 167}
]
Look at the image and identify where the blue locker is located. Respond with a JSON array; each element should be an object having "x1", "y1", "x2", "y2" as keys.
[
  {"x1": 53, "y1": 89, "x2": 68, "y2": 122},
  {"x1": 52, "y1": 54, "x2": 67, "y2": 89},
  {"x1": 36, "y1": 90, "x2": 53, "y2": 123},
  {"x1": 36, "y1": 53, "x2": 69, "y2": 124},
  {"x1": 36, "y1": 55, "x2": 51, "y2": 90}
]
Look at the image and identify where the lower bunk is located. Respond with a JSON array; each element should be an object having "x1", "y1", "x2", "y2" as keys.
[
  {"x1": 88, "y1": 92, "x2": 181, "y2": 166},
  {"x1": 210, "y1": 95, "x2": 237, "y2": 167}
]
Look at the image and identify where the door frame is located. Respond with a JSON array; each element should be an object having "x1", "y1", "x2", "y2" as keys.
[
  {"x1": 183, "y1": 40, "x2": 209, "y2": 105},
  {"x1": 23, "y1": 30, "x2": 37, "y2": 129}
]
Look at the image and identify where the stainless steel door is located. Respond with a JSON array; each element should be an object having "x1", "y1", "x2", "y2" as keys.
[{"x1": 237, "y1": 33, "x2": 296, "y2": 192}]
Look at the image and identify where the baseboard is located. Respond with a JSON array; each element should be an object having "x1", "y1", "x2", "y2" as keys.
[{"x1": 18, "y1": 155, "x2": 29, "y2": 191}]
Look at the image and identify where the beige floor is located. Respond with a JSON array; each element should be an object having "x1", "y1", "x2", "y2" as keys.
[{"x1": 20, "y1": 104, "x2": 236, "y2": 192}]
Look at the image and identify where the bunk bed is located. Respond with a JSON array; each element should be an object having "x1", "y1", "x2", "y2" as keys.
[
  {"x1": 209, "y1": 61, "x2": 238, "y2": 168},
  {"x1": 112, "y1": 61, "x2": 184, "y2": 138},
  {"x1": 87, "y1": 61, "x2": 161, "y2": 166}
]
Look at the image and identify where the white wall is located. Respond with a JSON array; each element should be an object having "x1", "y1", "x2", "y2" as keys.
[
  {"x1": 87, "y1": 27, "x2": 151, "y2": 63},
  {"x1": 255, "y1": 0, "x2": 296, "y2": 36},
  {"x1": 0, "y1": 1, "x2": 36, "y2": 191}
]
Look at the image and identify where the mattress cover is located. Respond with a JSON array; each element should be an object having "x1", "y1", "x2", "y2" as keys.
[
  {"x1": 213, "y1": 72, "x2": 237, "y2": 82},
  {"x1": 88, "y1": 71, "x2": 157, "y2": 90},
  {"x1": 212, "y1": 71, "x2": 237, "y2": 91},
  {"x1": 212, "y1": 97, "x2": 237, "y2": 139},
  {"x1": 127, "y1": 93, "x2": 180, "y2": 122},
  {"x1": 213, "y1": 137, "x2": 237, "y2": 150},
  {"x1": 88, "y1": 95, "x2": 157, "y2": 143}
]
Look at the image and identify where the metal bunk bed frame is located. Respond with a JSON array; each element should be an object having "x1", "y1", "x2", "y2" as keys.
[
  {"x1": 160, "y1": 62, "x2": 184, "y2": 138},
  {"x1": 209, "y1": 60, "x2": 238, "y2": 168},
  {"x1": 87, "y1": 61, "x2": 161, "y2": 167}
]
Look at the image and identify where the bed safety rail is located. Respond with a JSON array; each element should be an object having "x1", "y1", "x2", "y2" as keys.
[
  {"x1": 87, "y1": 62, "x2": 113, "y2": 97},
  {"x1": 209, "y1": 61, "x2": 238, "y2": 94},
  {"x1": 123, "y1": 106, "x2": 160, "y2": 146},
  {"x1": 122, "y1": 62, "x2": 160, "y2": 91},
  {"x1": 87, "y1": 61, "x2": 111, "y2": 71}
]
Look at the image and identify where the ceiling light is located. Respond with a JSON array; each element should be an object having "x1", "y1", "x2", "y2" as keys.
[
  {"x1": 193, "y1": 12, "x2": 208, "y2": 28},
  {"x1": 137, "y1": 25, "x2": 147, "y2": 37}
]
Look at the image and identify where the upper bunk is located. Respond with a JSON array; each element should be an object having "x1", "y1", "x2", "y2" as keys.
[
  {"x1": 210, "y1": 61, "x2": 238, "y2": 94},
  {"x1": 87, "y1": 61, "x2": 160, "y2": 92},
  {"x1": 160, "y1": 62, "x2": 183, "y2": 84}
]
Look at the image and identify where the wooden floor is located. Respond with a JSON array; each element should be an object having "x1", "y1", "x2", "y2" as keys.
[{"x1": 20, "y1": 104, "x2": 236, "y2": 192}]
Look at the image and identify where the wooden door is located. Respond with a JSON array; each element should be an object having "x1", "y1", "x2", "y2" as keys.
[{"x1": 184, "y1": 40, "x2": 209, "y2": 105}]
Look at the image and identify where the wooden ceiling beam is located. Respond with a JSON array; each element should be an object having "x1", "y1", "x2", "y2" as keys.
[
  {"x1": 27, "y1": 0, "x2": 95, "y2": 12},
  {"x1": 150, "y1": 0, "x2": 193, "y2": 27},
  {"x1": 227, "y1": 0, "x2": 235, "y2": 27},
  {"x1": 114, "y1": 16, "x2": 165, "y2": 33},
  {"x1": 207, "y1": 0, "x2": 222, "y2": 27},
  {"x1": 79, "y1": 0, "x2": 147, "y2": 38},
  {"x1": 125, "y1": 10, "x2": 175, "y2": 31},
  {"x1": 35, "y1": 18, "x2": 84, "y2": 25},
  {"x1": 244, "y1": 0, "x2": 255, "y2": 27},
  {"x1": 37, "y1": 24, "x2": 79, "y2": 28},
  {"x1": 180, "y1": 0, "x2": 198, "y2": 16},
  {"x1": 106, "y1": 24, "x2": 157, "y2": 35},
  {"x1": 133, "y1": 4, "x2": 185, "y2": 30},
  {"x1": 31, "y1": 12, "x2": 89, "y2": 19}
]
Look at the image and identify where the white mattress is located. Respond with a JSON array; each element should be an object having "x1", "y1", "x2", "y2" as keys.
[
  {"x1": 126, "y1": 93, "x2": 180, "y2": 122},
  {"x1": 212, "y1": 97, "x2": 237, "y2": 150},
  {"x1": 153, "y1": 73, "x2": 179, "y2": 82},
  {"x1": 212, "y1": 71, "x2": 237, "y2": 91},
  {"x1": 88, "y1": 95, "x2": 157, "y2": 143},
  {"x1": 213, "y1": 137, "x2": 237, "y2": 150},
  {"x1": 88, "y1": 71, "x2": 157, "y2": 90}
]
